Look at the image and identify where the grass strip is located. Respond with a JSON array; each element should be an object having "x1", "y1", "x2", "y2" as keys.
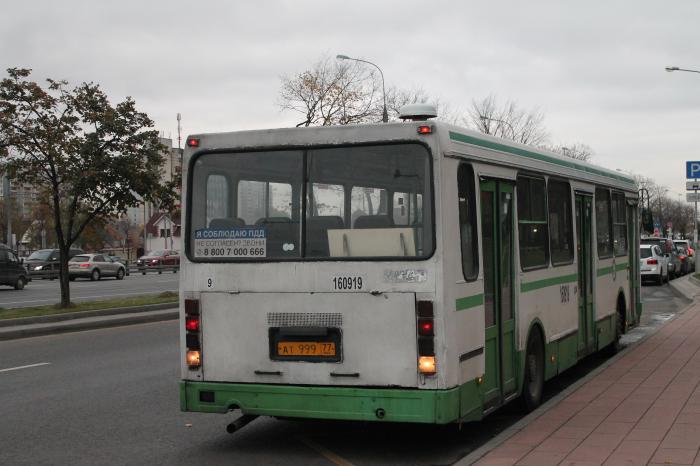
[{"x1": 0, "y1": 291, "x2": 178, "y2": 320}]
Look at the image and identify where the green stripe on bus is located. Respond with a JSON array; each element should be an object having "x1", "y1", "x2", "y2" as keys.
[
  {"x1": 597, "y1": 262, "x2": 629, "y2": 277},
  {"x1": 456, "y1": 294, "x2": 484, "y2": 311},
  {"x1": 448, "y1": 131, "x2": 636, "y2": 185},
  {"x1": 520, "y1": 273, "x2": 578, "y2": 293}
]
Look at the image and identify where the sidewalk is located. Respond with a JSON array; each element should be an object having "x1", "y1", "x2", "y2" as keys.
[{"x1": 466, "y1": 296, "x2": 700, "y2": 465}]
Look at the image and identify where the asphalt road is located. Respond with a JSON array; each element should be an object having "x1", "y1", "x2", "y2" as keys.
[
  {"x1": 0, "y1": 283, "x2": 689, "y2": 466},
  {"x1": 0, "y1": 272, "x2": 179, "y2": 309}
]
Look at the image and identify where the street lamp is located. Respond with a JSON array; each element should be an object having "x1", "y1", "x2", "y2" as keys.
[
  {"x1": 666, "y1": 66, "x2": 700, "y2": 74},
  {"x1": 336, "y1": 54, "x2": 388, "y2": 123},
  {"x1": 479, "y1": 115, "x2": 516, "y2": 139},
  {"x1": 666, "y1": 65, "x2": 700, "y2": 270}
]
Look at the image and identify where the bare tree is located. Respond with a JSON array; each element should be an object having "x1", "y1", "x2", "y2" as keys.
[
  {"x1": 278, "y1": 56, "x2": 382, "y2": 127},
  {"x1": 463, "y1": 94, "x2": 549, "y2": 146}
]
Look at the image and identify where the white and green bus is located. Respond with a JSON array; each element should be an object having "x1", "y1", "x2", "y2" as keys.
[{"x1": 179, "y1": 106, "x2": 641, "y2": 429}]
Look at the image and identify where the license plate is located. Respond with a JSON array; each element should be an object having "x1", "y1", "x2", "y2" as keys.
[{"x1": 277, "y1": 341, "x2": 336, "y2": 357}]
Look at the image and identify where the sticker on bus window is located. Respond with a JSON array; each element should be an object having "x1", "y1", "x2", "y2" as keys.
[{"x1": 193, "y1": 227, "x2": 266, "y2": 258}]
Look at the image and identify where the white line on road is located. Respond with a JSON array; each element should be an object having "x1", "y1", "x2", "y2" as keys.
[{"x1": 0, "y1": 362, "x2": 51, "y2": 373}]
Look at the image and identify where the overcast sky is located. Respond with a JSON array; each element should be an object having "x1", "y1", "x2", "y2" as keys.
[{"x1": 2, "y1": 0, "x2": 699, "y2": 198}]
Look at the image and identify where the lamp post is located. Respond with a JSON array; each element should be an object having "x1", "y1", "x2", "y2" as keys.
[
  {"x1": 336, "y1": 54, "x2": 388, "y2": 123},
  {"x1": 666, "y1": 65, "x2": 700, "y2": 271},
  {"x1": 479, "y1": 115, "x2": 516, "y2": 140}
]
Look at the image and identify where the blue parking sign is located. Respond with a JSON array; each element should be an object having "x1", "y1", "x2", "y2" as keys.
[{"x1": 687, "y1": 161, "x2": 700, "y2": 178}]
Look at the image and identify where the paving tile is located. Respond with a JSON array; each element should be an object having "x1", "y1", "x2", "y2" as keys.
[
  {"x1": 564, "y1": 443, "x2": 612, "y2": 463},
  {"x1": 593, "y1": 422, "x2": 635, "y2": 436},
  {"x1": 534, "y1": 437, "x2": 582, "y2": 454},
  {"x1": 485, "y1": 443, "x2": 533, "y2": 460},
  {"x1": 661, "y1": 424, "x2": 700, "y2": 450},
  {"x1": 508, "y1": 429, "x2": 552, "y2": 446},
  {"x1": 472, "y1": 456, "x2": 518, "y2": 466},
  {"x1": 604, "y1": 440, "x2": 660, "y2": 465},
  {"x1": 515, "y1": 450, "x2": 567, "y2": 466},
  {"x1": 650, "y1": 447, "x2": 698, "y2": 465},
  {"x1": 552, "y1": 425, "x2": 597, "y2": 439}
]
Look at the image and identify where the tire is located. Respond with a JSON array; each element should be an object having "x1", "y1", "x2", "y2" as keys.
[
  {"x1": 14, "y1": 276, "x2": 25, "y2": 290},
  {"x1": 521, "y1": 328, "x2": 544, "y2": 412},
  {"x1": 91, "y1": 269, "x2": 100, "y2": 281},
  {"x1": 657, "y1": 271, "x2": 664, "y2": 285},
  {"x1": 116, "y1": 268, "x2": 125, "y2": 280},
  {"x1": 606, "y1": 308, "x2": 625, "y2": 356},
  {"x1": 141, "y1": 271, "x2": 146, "y2": 275},
  {"x1": 157, "y1": 263, "x2": 163, "y2": 274}
]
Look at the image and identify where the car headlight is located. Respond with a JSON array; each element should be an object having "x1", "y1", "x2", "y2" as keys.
[{"x1": 33, "y1": 265, "x2": 43, "y2": 271}]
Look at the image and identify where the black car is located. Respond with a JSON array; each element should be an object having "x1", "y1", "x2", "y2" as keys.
[
  {"x1": 25, "y1": 248, "x2": 84, "y2": 279},
  {"x1": 0, "y1": 245, "x2": 29, "y2": 289}
]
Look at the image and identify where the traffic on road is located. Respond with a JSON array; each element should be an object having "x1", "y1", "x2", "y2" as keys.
[{"x1": 0, "y1": 284, "x2": 687, "y2": 466}]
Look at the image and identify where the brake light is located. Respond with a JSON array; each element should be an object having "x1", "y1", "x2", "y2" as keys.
[
  {"x1": 185, "y1": 316, "x2": 200, "y2": 332},
  {"x1": 80, "y1": 263, "x2": 90, "y2": 268},
  {"x1": 418, "y1": 318, "x2": 434, "y2": 336},
  {"x1": 186, "y1": 137, "x2": 200, "y2": 147},
  {"x1": 647, "y1": 258, "x2": 658, "y2": 265},
  {"x1": 680, "y1": 255, "x2": 687, "y2": 261},
  {"x1": 417, "y1": 125, "x2": 432, "y2": 135}
]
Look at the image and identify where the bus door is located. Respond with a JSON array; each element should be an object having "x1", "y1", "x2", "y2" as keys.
[
  {"x1": 628, "y1": 202, "x2": 640, "y2": 324},
  {"x1": 575, "y1": 194, "x2": 595, "y2": 355},
  {"x1": 480, "y1": 180, "x2": 517, "y2": 410}
]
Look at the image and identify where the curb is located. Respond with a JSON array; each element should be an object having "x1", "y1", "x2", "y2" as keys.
[
  {"x1": 0, "y1": 309, "x2": 179, "y2": 341},
  {"x1": 0, "y1": 302, "x2": 179, "y2": 328},
  {"x1": 456, "y1": 297, "x2": 699, "y2": 465}
]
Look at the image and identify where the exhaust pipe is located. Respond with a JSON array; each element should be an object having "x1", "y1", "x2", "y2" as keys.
[{"x1": 226, "y1": 414, "x2": 258, "y2": 434}]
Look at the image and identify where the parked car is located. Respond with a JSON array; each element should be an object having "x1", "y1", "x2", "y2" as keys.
[
  {"x1": 0, "y1": 244, "x2": 29, "y2": 290},
  {"x1": 109, "y1": 255, "x2": 130, "y2": 276},
  {"x1": 640, "y1": 237, "x2": 681, "y2": 278},
  {"x1": 674, "y1": 240, "x2": 695, "y2": 271},
  {"x1": 68, "y1": 254, "x2": 126, "y2": 281},
  {"x1": 136, "y1": 249, "x2": 180, "y2": 274},
  {"x1": 640, "y1": 244, "x2": 669, "y2": 285},
  {"x1": 25, "y1": 248, "x2": 84, "y2": 279}
]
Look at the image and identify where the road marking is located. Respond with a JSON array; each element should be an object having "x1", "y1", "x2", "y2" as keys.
[
  {"x1": 0, "y1": 362, "x2": 51, "y2": 373},
  {"x1": 297, "y1": 436, "x2": 355, "y2": 466}
]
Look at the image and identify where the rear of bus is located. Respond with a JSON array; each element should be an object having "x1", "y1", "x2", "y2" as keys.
[{"x1": 178, "y1": 123, "x2": 451, "y2": 424}]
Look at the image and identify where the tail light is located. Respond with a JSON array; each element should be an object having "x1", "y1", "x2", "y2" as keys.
[
  {"x1": 80, "y1": 263, "x2": 90, "y2": 268},
  {"x1": 647, "y1": 258, "x2": 658, "y2": 265},
  {"x1": 416, "y1": 301, "x2": 436, "y2": 376},
  {"x1": 689, "y1": 248, "x2": 694, "y2": 257},
  {"x1": 185, "y1": 299, "x2": 201, "y2": 369},
  {"x1": 680, "y1": 255, "x2": 687, "y2": 262}
]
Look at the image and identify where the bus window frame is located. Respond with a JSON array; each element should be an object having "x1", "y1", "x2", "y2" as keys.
[
  {"x1": 595, "y1": 187, "x2": 614, "y2": 259},
  {"x1": 184, "y1": 140, "x2": 437, "y2": 264},
  {"x1": 457, "y1": 162, "x2": 479, "y2": 282}
]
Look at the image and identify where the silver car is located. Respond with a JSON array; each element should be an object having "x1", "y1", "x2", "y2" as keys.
[
  {"x1": 68, "y1": 254, "x2": 126, "y2": 281},
  {"x1": 640, "y1": 244, "x2": 668, "y2": 285}
]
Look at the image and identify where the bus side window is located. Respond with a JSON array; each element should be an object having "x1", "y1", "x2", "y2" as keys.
[
  {"x1": 457, "y1": 164, "x2": 478, "y2": 281},
  {"x1": 548, "y1": 180, "x2": 574, "y2": 266},
  {"x1": 612, "y1": 192, "x2": 627, "y2": 256},
  {"x1": 517, "y1": 176, "x2": 549, "y2": 270},
  {"x1": 595, "y1": 187, "x2": 613, "y2": 258}
]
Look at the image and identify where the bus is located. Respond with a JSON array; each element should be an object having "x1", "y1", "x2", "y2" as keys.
[{"x1": 179, "y1": 105, "x2": 641, "y2": 429}]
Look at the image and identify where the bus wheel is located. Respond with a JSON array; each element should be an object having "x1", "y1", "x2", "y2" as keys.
[{"x1": 521, "y1": 328, "x2": 544, "y2": 413}]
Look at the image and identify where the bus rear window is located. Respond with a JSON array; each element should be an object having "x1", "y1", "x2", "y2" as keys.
[{"x1": 187, "y1": 144, "x2": 433, "y2": 261}]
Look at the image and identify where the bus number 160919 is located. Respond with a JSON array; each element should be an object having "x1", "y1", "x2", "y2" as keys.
[{"x1": 332, "y1": 276, "x2": 363, "y2": 291}]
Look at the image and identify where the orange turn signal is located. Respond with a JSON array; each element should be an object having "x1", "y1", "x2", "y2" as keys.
[
  {"x1": 186, "y1": 350, "x2": 201, "y2": 368},
  {"x1": 418, "y1": 356, "x2": 436, "y2": 375}
]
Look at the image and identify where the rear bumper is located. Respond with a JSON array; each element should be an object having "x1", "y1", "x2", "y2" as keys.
[{"x1": 179, "y1": 380, "x2": 470, "y2": 424}]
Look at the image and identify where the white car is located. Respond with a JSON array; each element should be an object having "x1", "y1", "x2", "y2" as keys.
[{"x1": 640, "y1": 244, "x2": 668, "y2": 285}]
